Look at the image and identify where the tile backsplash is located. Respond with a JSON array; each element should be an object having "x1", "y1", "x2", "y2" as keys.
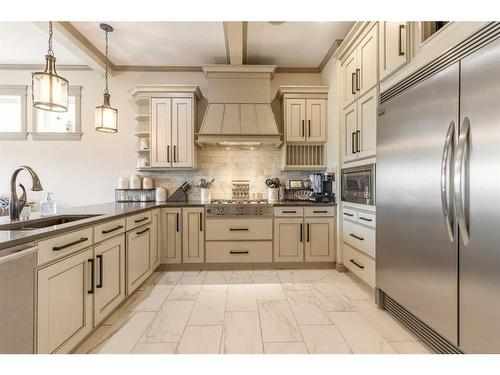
[{"x1": 140, "y1": 149, "x2": 319, "y2": 201}]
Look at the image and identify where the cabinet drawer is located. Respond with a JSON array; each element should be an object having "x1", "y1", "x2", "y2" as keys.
[
  {"x1": 356, "y1": 211, "x2": 376, "y2": 227},
  {"x1": 344, "y1": 243, "x2": 375, "y2": 288},
  {"x1": 342, "y1": 208, "x2": 358, "y2": 221},
  {"x1": 343, "y1": 219, "x2": 376, "y2": 258},
  {"x1": 126, "y1": 223, "x2": 152, "y2": 295},
  {"x1": 94, "y1": 218, "x2": 126, "y2": 243},
  {"x1": 274, "y1": 207, "x2": 304, "y2": 217},
  {"x1": 125, "y1": 211, "x2": 152, "y2": 231},
  {"x1": 304, "y1": 207, "x2": 335, "y2": 217},
  {"x1": 206, "y1": 218, "x2": 272, "y2": 240},
  {"x1": 206, "y1": 241, "x2": 272, "y2": 263},
  {"x1": 37, "y1": 227, "x2": 94, "y2": 266}
]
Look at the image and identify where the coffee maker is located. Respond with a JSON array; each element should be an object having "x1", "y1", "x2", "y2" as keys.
[{"x1": 309, "y1": 172, "x2": 335, "y2": 203}]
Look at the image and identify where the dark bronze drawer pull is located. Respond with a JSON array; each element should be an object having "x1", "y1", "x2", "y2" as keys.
[
  {"x1": 343, "y1": 212, "x2": 354, "y2": 217},
  {"x1": 134, "y1": 217, "x2": 148, "y2": 223},
  {"x1": 282, "y1": 210, "x2": 297, "y2": 214},
  {"x1": 229, "y1": 228, "x2": 249, "y2": 231},
  {"x1": 313, "y1": 210, "x2": 328, "y2": 214},
  {"x1": 176, "y1": 212, "x2": 179, "y2": 232},
  {"x1": 88, "y1": 258, "x2": 95, "y2": 294},
  {"x1": 349, "y1": 233, "x2": 364, "y2": 241},
  {"x1": 300, "y1": 223, "x2": 303, "y2": 242},
  {"x1": 230, "y1": 250, "x2": 249, "y2": 255},
  {"x1": 96, "y1": 255, "x2": 103, "y2": 289},
  {"x1": 53, "y1": 237, "x2": 88, "y2": 251},
  {"x1": 359, "y1": 216, "x2": 373, "y2": 222},
  {"x1": 102, "y1": 225, "x2": 124, "y2": 234},
  {"x1": 349, "y1": 259, "x2": 365, "y2": 269},
  {"x1": 136, "y1": 228, "x2": 150, "y2": 235},
  {"x1": 199, "y1": 212, "x2": 203, "y2": 232}
]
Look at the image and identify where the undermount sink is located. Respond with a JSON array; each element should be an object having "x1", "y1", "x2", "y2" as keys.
[{"x1": 0, "y1": 214, "x2": 101, "y2": 231}]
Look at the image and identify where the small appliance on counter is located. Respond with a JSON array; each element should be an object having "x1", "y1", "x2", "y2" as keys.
[
  {"x1": 308, "y1": 172, "x2": 335, "y2": 203},
  {"x1": 167, "y1": 181, "x2": 192, "y2": 202}
]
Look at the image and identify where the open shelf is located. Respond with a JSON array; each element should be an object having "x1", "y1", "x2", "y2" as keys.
[
  {"x1": 134, "y1": 132, "x2": 150, "y2": 138},
  {"x1": 134, "y1": 114, "x2": 150, "y2": 121}
]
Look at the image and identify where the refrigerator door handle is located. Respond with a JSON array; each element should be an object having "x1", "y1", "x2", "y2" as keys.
[
  {"x1": 440, "y1": 121, "x2": 455, "y2": 242},
  {"x1": 454, "y1": 116, "x2": 471, "y2": 246}
]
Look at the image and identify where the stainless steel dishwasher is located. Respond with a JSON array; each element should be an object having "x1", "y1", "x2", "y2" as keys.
[{"x1": 0, "y1": 243, "x2": 37, "y2": 353}]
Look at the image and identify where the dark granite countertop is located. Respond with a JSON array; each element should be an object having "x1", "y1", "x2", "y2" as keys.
[{"x1": 0, "y1": 200, "x2": 336, "y2": 252}]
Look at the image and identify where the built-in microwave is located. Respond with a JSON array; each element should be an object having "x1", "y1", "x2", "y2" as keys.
[{"x1": 341, "y1": 163, "x2": 376, "y2": 206}]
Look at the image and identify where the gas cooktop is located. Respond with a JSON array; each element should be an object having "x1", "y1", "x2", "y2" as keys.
[{"x1": 206, "y1": 200, "x2": 273, "y2": 216}]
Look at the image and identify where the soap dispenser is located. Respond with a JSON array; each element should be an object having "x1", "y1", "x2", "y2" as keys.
[{"x1": 40, "y1": 192, "x2": 57, "y2": 216}]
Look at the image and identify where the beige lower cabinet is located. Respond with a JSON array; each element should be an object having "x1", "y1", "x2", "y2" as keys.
[
  {"x1": 126, "y1": 223, "x2": 152, "y2": 295},
  {"x1": 150, "y1": 209, "x2": 161, "y2": 270},
  {"x1": 304, "y1": 217, "x2": 335, "y2": 262},
  {"x1": 274, "y1": 218, "x2": 304, "y2": 262},
  {"x1": 94, "y1": 235, "x2": 126, "y2": 326},
  {"x1": 182, "y1": 207, "x2": 205, "y2": 263},
  {"x1": 161, "y1": 208, "x2": 182, "y2": 264},
  {"x1": 37, "y1": 248, "x2": 94, "y2": 354}
]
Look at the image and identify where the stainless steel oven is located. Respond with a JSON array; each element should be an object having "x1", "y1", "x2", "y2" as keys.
[{"x1": 341, "y1": 164, "x2": 375, "y2": 205}]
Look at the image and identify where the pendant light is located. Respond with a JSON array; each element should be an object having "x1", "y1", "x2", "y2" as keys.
[
  {"x1": 32, "y1": 21, "x2": 69, "y2": 112},
  {"x1": 95, "y1": 23, "x2": 118, "y2": 133}
]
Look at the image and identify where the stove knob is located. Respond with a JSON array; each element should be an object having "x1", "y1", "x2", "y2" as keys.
[
  {"x1": 206, "y1": 208, "x2": 211, "y2": 214},
  {"x1": 214, "y1": 208, "x2": 220, "y2": 215}
]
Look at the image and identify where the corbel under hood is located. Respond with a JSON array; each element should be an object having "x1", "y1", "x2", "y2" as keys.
[{"x1": 196, "y1": 65, "x2": 282, "y2": 148}]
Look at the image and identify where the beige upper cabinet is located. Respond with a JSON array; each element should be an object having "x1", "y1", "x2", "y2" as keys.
[
  {"x1": 126, "y1": 224, "x2": 152, "y2": 295},
  {"x1": 304, "y1": 217, "x2": 335, "y2": 262},
  {"x1": 379, "y1": 22, "x2": 410, "y2": 80},
  {"x1": 94, "y1": 235, "x2": 126, "y2": 326},
  {"x1": 342, "y1": 23, "x2": 378, "y2": 108},
  {"x1": 285, "y1": 99, "x2": 306, "y2": 142},
  {"x1": 37, "y1": 248, "x2": 93, "y2": 354},
  {"x1": 182, "y1": 207, "x2": 205, "y2": 264},
  {"x1": 161, "y1": 208, "x2": 182, "y2": 264},
  {"x1": 274, "y1": 218, "x2": 304, "y2": 262},
  {"x1": 342, "y1": 87, "x2": 377, "y2": 163},
  {"x1": 279, "y1": 86, "x2": 328, "y2": 145},
  {"x1": 150, "y1": 96, "x2": 196, "y2": 169}
]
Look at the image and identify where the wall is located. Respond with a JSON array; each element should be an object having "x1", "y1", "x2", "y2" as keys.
[{"x1": 0, "y1": 68, "x2": 320, "y2": 208}]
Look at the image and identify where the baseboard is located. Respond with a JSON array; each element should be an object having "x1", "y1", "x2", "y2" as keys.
[{"x1": 158, "y1": 261, "x2": 336, "y2": 271}]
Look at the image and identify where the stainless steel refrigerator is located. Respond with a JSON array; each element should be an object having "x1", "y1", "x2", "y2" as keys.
[{"x1": 377, "y1": 34, "x2": 500, "y2": 353}]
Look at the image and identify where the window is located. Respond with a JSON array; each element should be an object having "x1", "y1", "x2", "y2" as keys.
[
  {"x1": 32, "y1": 86, "x2": 82, "y2": 140},
  {"x1": 0, "y1": 85, "x2": 27, "y2": 140}
]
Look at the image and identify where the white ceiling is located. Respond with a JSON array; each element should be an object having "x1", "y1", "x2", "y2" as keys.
[
  {"x1": 0, "y1": 22, "x2": 85, "y2": 65},
  {"x1": 0, "y1": 21, "x2": 355, "y2": 69},
  {"x1": 246, "y1": 21, "x2": 354, "y2": 67},
  {"x1": 72, "y1": 22, "x2": 228, "y2": 66}
]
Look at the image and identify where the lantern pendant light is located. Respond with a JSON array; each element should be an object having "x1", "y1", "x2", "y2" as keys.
[
  {"x1": 32, "y1": 21, "x2": 69, "y2": 112},
  {"x1": 95, "y1": 23, "x2": 118, "y2": 133}
]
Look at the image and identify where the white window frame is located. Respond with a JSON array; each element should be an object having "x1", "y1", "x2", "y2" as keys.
[
  {"x1": 32, "y1": 85, "x2": 82, "y2": 141},
  {"x1": 0, "y1": 85, "x2": 28, "y2": 140}
]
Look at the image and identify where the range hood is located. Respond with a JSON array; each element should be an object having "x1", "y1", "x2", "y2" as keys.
[{"x1": 196, "y1": 65, "x2": 282, "y2": 148}]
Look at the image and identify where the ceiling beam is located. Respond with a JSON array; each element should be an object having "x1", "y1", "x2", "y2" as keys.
[
  {"x1": 33, "y1": 21, "x2": 110, "y2": 75},
  {"x1": 223, "y1": 21, "x2": 247, "y2": 65}
]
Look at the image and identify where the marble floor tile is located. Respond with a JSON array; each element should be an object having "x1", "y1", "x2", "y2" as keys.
[
  {"x1": 334, "y1": 279, "x2": 374, "y2": 300},
  {"x1": 74, "y1": 325, "x2": 111, "y2": 354},
  {"x1": 188, "y1": 290, "x2": 227, "y2": 325},
  {"x1": 258, "y1": 299, "x2": 302, "y2": 342},
  {"x1": 300, "y1": 325, "x2": 351, "y2": 354},
  {"x1": 137, "y1": 272, "x2": 161, "y2": 291},
  {"x1": 313, "y1": 292, "x2": 357, "y2": 312},
  {"x1": 229, "y1": 270, "x2": 254, "y2": 284},
  {"x1": 278, "y1": 269, "x2": 334, "y2": 284},
  {"x1": 263, "y1": 342, "x2": 308, "y2": 354},
  {"x1": 92, "y1": 312, "x2": 156, "y2": 354},
  {"x1": 329, "y1": 312, "x2": 396, "y2": 354},
  {"x1": 253, "y1": 270, "x2": 280, "y2": 284},
  {"x1": 286, "y1": 291, "x2": 331, "y2": 325},
  {"x1": 282, "y1": 283, "x2": 312, "y2": 292},
  {"x1": 156, "y1": 271, "x2": 184, "y2": 285},
  {"x1": 221, "y1": 312, "x2": 263, "y2": 354},
  {"x1": 177, "y1": 326, "x2": 223, "y2": 354},
  {"x1": 255, "y1": 283, "x2": 286, "y2": 300},
  {"x1": 310, "y1": 282, "x2": 341, "y2": 296},
  {"x1": 167, "y1": 284, "x2": 202, "y2": 301},
  {"x1": 390, "y1": 341, "x2": 433, "y2": 354},
  {"x1": 201, "y1": 283, "x2": 229, "y2": 292},
  {"x1": 203, "y1": 270, "x2": 231, "y2": 285},
  {"x1": 131, "y1": 342, "x2": 178, "y2": 354},
  {"x1": 128, "y1": 284, "x2": 174, "y2": 312},
  {"x1": 226, "y1": 284, "x2": 257, "y2": 312},
  {"x1": 351, "y1": 298, "x2": 380, "y2": 312},
  {"x1": 141, "y1": 300, "x2": 195, "y2": 343},
  {"x1": 178, "y1": 270, "x2": 207, "y2": 285},
  {"x1": 360, "y1": 309, "x2": 418, "y2": 342}
]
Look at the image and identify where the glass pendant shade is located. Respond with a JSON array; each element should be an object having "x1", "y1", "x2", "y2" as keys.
[
  {"x1": 32, "y1": 55, "x2": 69, "y2": 112},
  {"x1": 95, "y1": 93, "x2": 118, "y2": 133}
]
